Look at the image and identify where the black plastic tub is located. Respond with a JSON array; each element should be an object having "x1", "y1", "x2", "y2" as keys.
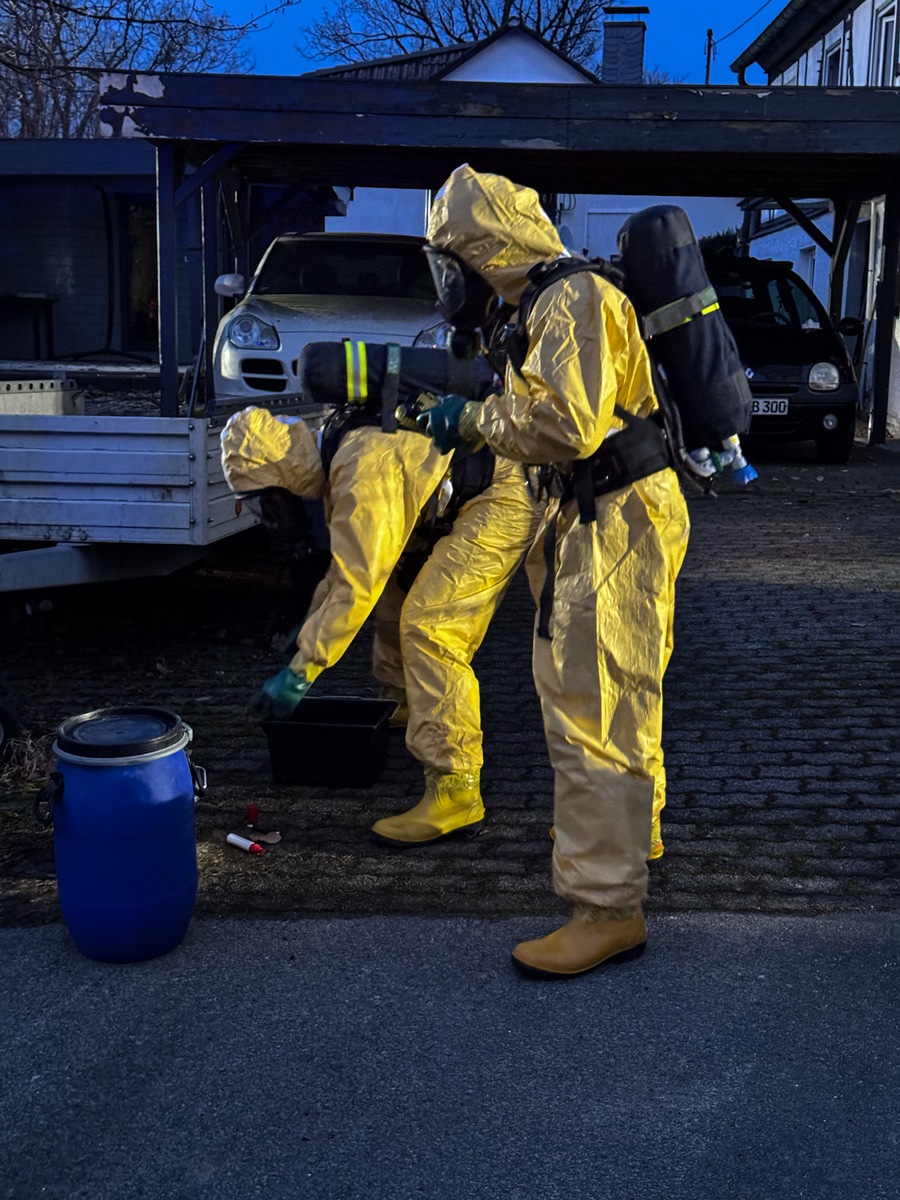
[{"x1": 261, "y1": 697, "x2": 398, "y2": 787}]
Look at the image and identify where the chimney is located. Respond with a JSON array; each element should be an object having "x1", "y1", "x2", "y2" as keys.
[{"x1": 601, "y1": 5, "x2": 648, "y2": 84}]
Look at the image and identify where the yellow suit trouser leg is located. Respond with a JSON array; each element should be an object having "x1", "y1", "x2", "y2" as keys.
[
  {"x1": 371, "y1": 568, "x2": 407, "y2": 693},
  {"x1": 527, "y1": 469, "x2": 689, "y2": 911},
  {"x1": 647, "y1": 537, "x2": 682, "y2": 855},
  {"x1": 400, "y1": 457, "x2": 542, "y2": 775}
]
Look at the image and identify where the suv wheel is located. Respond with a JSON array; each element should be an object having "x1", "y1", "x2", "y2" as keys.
[{"x1": 816, "y1": 420, "x2": 856, "y2": 465}]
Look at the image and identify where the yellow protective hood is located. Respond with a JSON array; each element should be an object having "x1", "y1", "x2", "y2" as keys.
[
  {"x1": 427, "y1": 164, "x2": 566, "y2": 305},
  {"x1": 220, "y1": 406, "x2": 326, "y2": 498}
]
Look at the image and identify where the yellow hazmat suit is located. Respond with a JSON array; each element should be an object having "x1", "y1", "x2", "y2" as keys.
[
  {"x1": 369, "y1": 452, "x2": 542, "y2": 843},
  {"x1": 427, "y1": 165, "x2": 690, "y2": 974},
  {"x1": 220, "y1": 406, "x2": 450, "y2": 686}
]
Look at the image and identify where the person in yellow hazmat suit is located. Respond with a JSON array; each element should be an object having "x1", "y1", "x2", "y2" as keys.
[
  {"x1": 368, "y1": 451, "x2": 542, "y2": 845},
  {"x1": 220, "y1": 406, "x2": 452, "y2": 716},
  {"x1": 220, "y1": 403, "x2": 542, "y2": 841},
  {"x1": 417, "y1": 164, "x2": 690, "y2": 979}
]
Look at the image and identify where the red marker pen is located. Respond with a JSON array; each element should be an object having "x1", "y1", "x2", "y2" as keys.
[{"x1": 227, "y1": 833, "x2": 264, "y2": 855}]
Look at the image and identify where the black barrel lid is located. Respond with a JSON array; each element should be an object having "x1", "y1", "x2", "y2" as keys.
[{"x1": 55, "y1": 706, "x2": 186, "y2": 759}]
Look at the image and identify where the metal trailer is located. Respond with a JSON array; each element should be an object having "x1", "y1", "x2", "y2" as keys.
[{"x1": 0, "y1": 379, "x2": 259, "y2": 594}]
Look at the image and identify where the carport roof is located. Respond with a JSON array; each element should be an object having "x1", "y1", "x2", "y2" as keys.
[{"x1": 97, "y1": 72, "x2": 900, "y2": 201}]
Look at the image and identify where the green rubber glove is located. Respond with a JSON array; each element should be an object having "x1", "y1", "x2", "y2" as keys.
[
  {"x1": 417, "y1": 394, "x2": 480, "y2": 454},
  {"x1": 250, "y1": 666, "x2": 311, "y2": 720}
]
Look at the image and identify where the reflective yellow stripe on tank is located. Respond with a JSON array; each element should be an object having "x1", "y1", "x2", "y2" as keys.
[{"x1": 343, "y1": 340, "x2": 368, "y2": 405}]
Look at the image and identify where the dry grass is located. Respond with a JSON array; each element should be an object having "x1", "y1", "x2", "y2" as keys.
[{"x1": 0, "y1": 733, "x2": 55, "y2": 793}]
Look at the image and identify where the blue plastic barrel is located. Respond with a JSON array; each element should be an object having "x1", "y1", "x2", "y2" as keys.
[{"x1": 41, "y1": 706, "x2": 201, "y2": 963}]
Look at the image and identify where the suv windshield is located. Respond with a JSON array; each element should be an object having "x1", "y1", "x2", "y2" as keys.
[
  {"x1": 707, "y1": 260, "x2": 827, "y2": 330},
  {"x1": 253, "y1": 239, "x2": 436, "y2": 301}
]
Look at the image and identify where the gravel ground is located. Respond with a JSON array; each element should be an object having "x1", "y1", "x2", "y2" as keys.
[{"x1": 2, "y1": 432, "x2": 899, "y2": 926}]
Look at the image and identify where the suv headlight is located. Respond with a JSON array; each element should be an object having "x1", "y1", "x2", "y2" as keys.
[
  {"x1": 808, "y1": 362, "x2": 840, "y2": 391},
  {"x1": 414, "y1": 321, "x2": 453, "y2": 349},
  {"x1": 228, "y1": 315, "x2": 279, "y2": 350}
]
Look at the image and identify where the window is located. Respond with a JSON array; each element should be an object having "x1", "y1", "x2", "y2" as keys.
[
  {"x1": 253, "y1": 239, "x2": 435, "y2": 300},
  {"x1": 710, "y1": 264, "x2": 827, "y2": 330},
  {"x1": 824, "y1": 44, "x2": 842, "y2": 85},
  {"x1": 873, "y1": 6, "x2": 896, "y2": 85},
  {"x1": 798, "y1": 245, "x2": 817, "y2": 287}
]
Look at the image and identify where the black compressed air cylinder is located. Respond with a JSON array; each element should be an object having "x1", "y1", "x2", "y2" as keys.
[
  {"x1": 298, "y1": 342, "x2": 496, "y2": 408},
  {"x1": 617, "y1": 205, "x2": 752, "y2": 450}
]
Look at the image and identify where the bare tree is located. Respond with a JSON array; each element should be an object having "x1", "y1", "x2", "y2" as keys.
[
  {"x1": 301, "y1": 0, "x2": 608, "y2": 67},
  {"x1": 0, "y1": 0, "x2": 279, "y2": 137}
]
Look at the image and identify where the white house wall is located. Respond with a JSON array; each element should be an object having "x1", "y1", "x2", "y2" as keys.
[
  {"x1": 565, "y1": 195, "x2": 743, "y2": 258},
  {"x1": 747, "y1": 212, "x2": 836, "y2": 304},
  {"x1": 771, "y1": 1, "x2": 888, "y2": 86},
  {"x1": 441, "y1": 30, "x2": 593, "y2": 83},
  {"x1": 326, "y1": 188, "x2": 429, "y2": 235}
]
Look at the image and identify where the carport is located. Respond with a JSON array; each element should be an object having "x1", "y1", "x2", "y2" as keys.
[{"x1": 97, "y1": 73, "x2": 900, "y2": 439}]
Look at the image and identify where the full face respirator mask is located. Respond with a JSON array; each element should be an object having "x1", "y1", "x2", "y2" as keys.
[
  {"x1": 238, "y1": 487, "x2": 312, "y2": 559},
  {"x1": 423, "y1": 244, "x2": 497, "y2": 360}
]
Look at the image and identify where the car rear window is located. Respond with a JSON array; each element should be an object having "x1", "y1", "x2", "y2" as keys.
[{"x1": 254, "y1": 240, "x2": 436, "y2": 301}]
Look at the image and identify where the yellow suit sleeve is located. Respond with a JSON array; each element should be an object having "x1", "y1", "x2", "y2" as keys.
[{"x1": 474, "y1": 275, "x2": 656, "y2": 464}]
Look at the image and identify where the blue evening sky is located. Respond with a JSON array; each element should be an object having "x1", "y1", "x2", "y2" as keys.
[{"x1": 223, "y1": 0, "x2": 777, "y2": 85}]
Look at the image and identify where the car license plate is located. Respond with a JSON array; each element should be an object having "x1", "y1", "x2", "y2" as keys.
[{"x1": 751, "y1": 397, "x2": 789, "y2": 415}]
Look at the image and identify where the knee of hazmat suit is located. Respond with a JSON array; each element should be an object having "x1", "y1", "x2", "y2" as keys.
[{"x1": 426, "y1": 165, "x2": 689, "y2": 912}]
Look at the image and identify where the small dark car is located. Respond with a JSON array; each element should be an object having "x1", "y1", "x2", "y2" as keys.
[{"x1": 704, "y1": 253, "x2": 862, "y2": 463}]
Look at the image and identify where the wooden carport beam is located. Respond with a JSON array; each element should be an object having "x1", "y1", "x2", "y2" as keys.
[{"x1": 773, "y1": 195, "x2": 834, "y2": 255}]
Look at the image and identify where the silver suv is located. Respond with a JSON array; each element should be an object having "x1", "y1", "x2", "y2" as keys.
[{"x1": 212, "y1": 232, "x2": 440, "y2": 403}]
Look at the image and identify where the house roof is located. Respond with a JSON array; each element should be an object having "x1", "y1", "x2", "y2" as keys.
[
  {"x1": 730, "y1": 0, "x2": 851, "y2": 82},
  {"x1": 300, "y1": 23, "x2": 601, "y2": 84},
  {"x1": 299, "y1": 42, "x2": 471, "y2": 82}
]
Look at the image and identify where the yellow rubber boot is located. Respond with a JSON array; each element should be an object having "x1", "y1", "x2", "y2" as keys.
[
  {"x1": 512, "y1": 906, "x2": 647, "y2": 979},
  {"x1": 648, "y1": 813, "x2": 664, "y2": 860},
  {"x1": 371, "y1": 769, "x2": 485, "y2": 846}
]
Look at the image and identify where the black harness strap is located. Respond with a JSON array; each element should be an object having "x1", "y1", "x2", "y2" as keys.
[
  {"x1": 381, "y1": 343, "x2": 400, "y2": 433},
  {"x1": 536, "y1": 406, "x2": 672, "y2": 640},
  {"x1": 537, "y1": 513, "x2": 559, "y2": 641}
]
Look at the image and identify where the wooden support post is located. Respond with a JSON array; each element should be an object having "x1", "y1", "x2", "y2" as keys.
[
  {"x1": 201, "y1": 180, "x2": 220, "y2": 414},
  {"x1": 828, "y1": 195, "x2": 862, "y2": 324},
  {"x1": 870, "y1": 186, "x2": 900, "y2": 445},
  {"x1": 156, "y1": 142, "x2": 181, "y2": 417}
]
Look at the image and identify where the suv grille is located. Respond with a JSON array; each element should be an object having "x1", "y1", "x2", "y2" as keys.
[{"x1": 241, "y1": 358, "x2": 290, "y2": 393}]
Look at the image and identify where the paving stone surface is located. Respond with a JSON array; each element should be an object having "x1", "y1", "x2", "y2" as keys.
[{"x1": 2, "y1": 438, "x2": 899, "y2": 923}]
